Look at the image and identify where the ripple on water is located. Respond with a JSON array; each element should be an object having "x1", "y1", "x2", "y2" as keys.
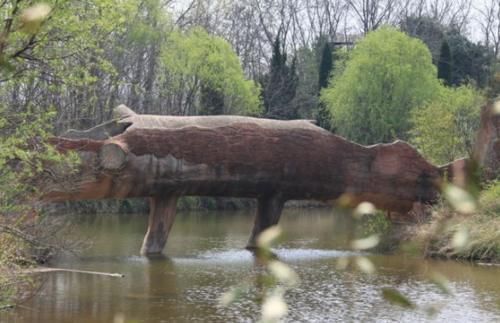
[{"x1": 173, "y1": 248, "x2": 360, "y2": 266}]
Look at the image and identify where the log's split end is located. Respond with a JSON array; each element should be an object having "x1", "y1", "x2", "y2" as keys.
[{"x1": 99, "y1": 141, "x2": 129, "y2": 171}]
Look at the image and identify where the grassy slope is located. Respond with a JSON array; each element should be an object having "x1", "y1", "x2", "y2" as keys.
[{"x1": 411, "y1": 181, "x2": 500, "y2": 262}]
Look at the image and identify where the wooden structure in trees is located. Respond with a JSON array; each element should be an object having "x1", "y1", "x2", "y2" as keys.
[{"x1": 45, "y1": 105, "x2": 444, "y2": 255}]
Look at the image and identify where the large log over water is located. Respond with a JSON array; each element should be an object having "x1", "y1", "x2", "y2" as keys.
[{"x1": 45, "y1": 105, "x2": 442, "y2": 254}]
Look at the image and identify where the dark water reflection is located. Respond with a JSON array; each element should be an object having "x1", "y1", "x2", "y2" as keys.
[{"x1": 3, "y1": 209, "x2": 500, "y2": 322}]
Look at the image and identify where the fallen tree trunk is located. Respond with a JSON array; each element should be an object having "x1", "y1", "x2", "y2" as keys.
[{"x1": 45, "y1": 105, "x2": 443, "y2": 254}]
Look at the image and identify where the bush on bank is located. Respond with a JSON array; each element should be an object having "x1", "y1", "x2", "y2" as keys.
[{"x1": 410, "y1": 180, "x2": 500, "y2": 262}]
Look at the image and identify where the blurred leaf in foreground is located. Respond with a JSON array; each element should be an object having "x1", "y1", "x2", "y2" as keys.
[
  {"x1": 220, "y1": 285, "x2": 248, "y2": 306},
  {"x1": 382, "y1": 288, "x2": 415, "y2": 309},
  {"x1": 354, "y1": 201, "x2": 375, "y2": 218},
  {"x1": 430, "y1": 272, "x2": 451, "y2": 294},
  {"x1": 494, "y1": 101, "x2": 500, "y2": 115},
  {"x1": 19, "y1": 4, "x2": 52, "y2": 34},
  {"x1": 443, "y1": 184, "x2": 477, "y2": 214},
  {"x1": 451, "y1": 226, "x2": 469, "y2": 251},
  {"x1": 336, "y1": 257, "x2": 349, "y2": 270},
  {"x1": 257, "y1": 226, "x2": 282, "y2": 249},
  {"x1": 261, "y1": 292, "x2": 288, "y2": 323},
  {"x1": 355, "y1": 256, "x2": 376, "y2": 274},
  {"x1": 268, "y1": 260, "x2": 299, "y2": 287},
  {"x1": 351, "y1": 234, "x2": 380, "y2": 250}
]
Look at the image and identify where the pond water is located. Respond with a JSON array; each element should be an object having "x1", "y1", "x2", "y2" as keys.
[{"x1": 3, "y1": 208, "x2": 500, "y2": 322}]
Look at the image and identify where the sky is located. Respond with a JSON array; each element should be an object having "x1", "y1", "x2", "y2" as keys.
[{"x1": 169, "y1": 0, "x2": 494, "y2": 44}]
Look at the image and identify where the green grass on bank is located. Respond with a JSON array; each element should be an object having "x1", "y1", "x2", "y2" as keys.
[{"x1": 411, "y1": 180, "x2": 500, "y2": 262}]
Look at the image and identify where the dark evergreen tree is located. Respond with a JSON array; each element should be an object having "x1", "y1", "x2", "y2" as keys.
[
  {"x1": 199, "y1": 85, "x2": 225, "y2": 115},
  {"x1": 262, "y1": 35, "x2": 298, "y2": 119},
  {"x1": 401, "y1": 16, "x2": 494, "y2": 88},
  {"x1": 318, "y1": 42, "x2": 333, "y2": 89},
  {"x1": 446, "y1": 29, "x2": 495, "y2": 87},
  {"x1": 317, "y1": 42, "x2": 334, "y2": 131},
  {"x1": 437, "y1": 39, "x2": 452, "y2": 85}
]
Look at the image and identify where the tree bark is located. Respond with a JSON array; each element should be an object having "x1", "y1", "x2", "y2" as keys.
[
  {"x1": 140, "y1": 196, "x2": 178, "y2": 255},
  {"x1": 247, "y1": 194, "x2": 285, "y2": 249}
]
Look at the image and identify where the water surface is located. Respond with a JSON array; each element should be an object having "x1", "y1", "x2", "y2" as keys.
[{"x1": 3, "y1": 209, "x2": 500, "y2": 322}]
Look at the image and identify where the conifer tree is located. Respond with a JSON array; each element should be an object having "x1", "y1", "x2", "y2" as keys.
[
  {"x1": 262, "y1": 35, "x2": 298, "y2": 119},
  {"x1": 438, "y1": 39, "x2": 452, "y2": 85},
  {"x1": 317, "y1": 42, "x2": 334, "y2": 131}
]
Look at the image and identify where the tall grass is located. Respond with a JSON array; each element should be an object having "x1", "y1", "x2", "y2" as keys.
[{"x1": 413, "y1": 181, "x2": 500, "y2": 262}]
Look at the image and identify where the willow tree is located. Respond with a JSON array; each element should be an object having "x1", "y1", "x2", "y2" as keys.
[
  {"x1": 161, "y1": 28, "x2": 262, "y2": 116},
  {"x1": 321, "y1": 27, "x2": 441, "y2": 144},
  {"x1": 410, "y1": 85, "x2": 484, "y2": 164}
]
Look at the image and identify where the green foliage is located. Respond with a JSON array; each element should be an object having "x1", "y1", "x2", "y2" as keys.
[
  {"x1": 161, "y1": 28, "x2": 261, "y2": 116},
  {"x1": 321, "y1": 27, "x2": 441, "y2": 144},
  {"x1": 446, "y1": 30, "x2": 495, "y2": 87},
  {"x1": 410, "y1": 85, "x2": 484, "y2": 164},
  {"x1": 437, "y1": 39, "x2": 452, "y2": 85},
  {"x1": 293, "y1": 45, "x2": 320, "y2": 119},
  {"x1": 415, "y1": 181, "x2": 500, "y2": 262},
  {"x1": 402, "y1": 16, "x2": 495, "y2": 88},
  {"x1": 262, "y1": 36, "x2": 298, "y2": 119},
  {"x1": 479, "y1": 181, "x2": 500, "y2": 217},
  {"x1": 0, "y1": 231, "x2": 35, "y2": 307},
  {"x1": 0, "y1": 104, "x2": 79, "y2": 305},
  {"x1": 357, "y1": 212, "x2": 391, "y2": 238},
  {"x1": 382, "y1": 288, "x2": 415, "y2": 309},
  {"x1": 199, "y1": 85, "x2": 225, "y2": 115},
  {"x1": 318, "y1": 42, "x2": 333, "y2": 90},
  {"x1": 0, "y1": 106, "x2": 79, "y2": 213},
  {"x1": 316, "y1": 42, "x2": 334, "y2": 130},
  {"x1": 1, "y1": 0, "x2": 134, "y2": 79}
]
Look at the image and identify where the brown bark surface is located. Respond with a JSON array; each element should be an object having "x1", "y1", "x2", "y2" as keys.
[
  {"x1": 47, "y1": 105, "x2": 442, "y2": 213},
  {"x1": 141, "y1": 196, "x2": 178, "y2": 255}
]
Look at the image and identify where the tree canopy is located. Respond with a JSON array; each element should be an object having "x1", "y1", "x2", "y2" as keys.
[
  {"x1": 410, "y1": 85, "x2": 484, "y2": 164},
  {"x1": 162, "y1": 28, "x2": 261, "y2": 116},
  {"x1": 321, "y1": 27, "x2": 441, "y2": 144}
]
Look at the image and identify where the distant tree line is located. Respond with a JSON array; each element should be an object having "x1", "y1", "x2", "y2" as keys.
[{"x1": 1, "y1": 0, "x2": 500, "y2": 186}]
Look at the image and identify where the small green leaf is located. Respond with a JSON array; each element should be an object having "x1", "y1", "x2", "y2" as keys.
[
  {"x1": 382, "y1": 288, "x2": 415, "y2": 308},
  {"x1": 430, "y1": 272, "x2": 451, "y2": 294}
]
